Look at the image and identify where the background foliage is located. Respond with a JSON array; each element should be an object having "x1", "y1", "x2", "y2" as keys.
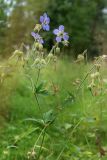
[
  {"x1": 0, "y1": 0, "x2": 107, "y2": 58},
  {"x1": 0, "y1": 0, "x2": 8, "y2": 56},
  {"x1": 47, "y1": 0, "x2": 107, "y2": 57}
]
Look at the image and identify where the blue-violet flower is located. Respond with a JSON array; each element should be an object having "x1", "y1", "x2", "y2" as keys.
[
  {"x1": 40, "y1": 13, "x2": 50, "y2": 31},
  {"x1": 31, "y1": 32, "x2": 44, "y2": 44},
  {"x1": 53, "y1": 25, "x2": 69, "y2": 42}
]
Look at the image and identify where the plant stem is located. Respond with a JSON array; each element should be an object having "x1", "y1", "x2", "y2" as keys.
[
  {"x1": 56, "y1": 147, "x2": 65, "y2": 160},
  {"x1": 36, "y1": 128, "x2": 46, "y2": 160},
  {"x1": 76, "y1": 58, "x2": 101, "y2": 94},
  {"x1": 76, "y1": 65, "x2": 95, "y2": 93},
  {"x1": 34, "y1": 93, "x2": 44, "y2": 122},
  {"x1": 33, "y1": 123, "x2": 51, "y2": 160},
  {"x1": 36, "y1": 69, "x2": 40, "y2": 86},
  {"x1": 33, "y1": 126, "x2": 46, "y2": 151}
]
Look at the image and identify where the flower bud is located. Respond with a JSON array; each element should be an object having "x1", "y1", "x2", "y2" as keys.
[
  {"x1": 56, "y1": 47, "x2": 60, "y2": 54},
  {"x1": 53, "y1": 56, "x2": 57, "y2": 62},
  {"x1": 13, "y1": 50, "x2": 23, "y2": 57},
  {"x1": 94, "y1": 72, "x2": 100, "y2": 78},
  {"x1": 27, "y1": 150, "x2": 36, "y2": 159},
  {"x1": 40, "y1": 59, "x2": 46, "y2": 67},
  {"x1": 101, "y1": 55, "x2": 107, "y2": 61},
  {"x1": 63, "y1": 40, "x2": 69, "y2": 46},
  {"x1": 32, "y1": 58, "x2": 46, "y2": 69},
  {"x1": 1, "y1": 72, "x2": 5, "y2": 78},
  {"x1": 32, "y1": 58, "x2": 40, "y2": 67},
  {"x1": 34, "y1": 24, "x2": 42, "y2": 32},
  {"x1": 47, "y1": 53, "x2": 53, "y2": 59},
  {"x1": 77, "y1": 54, "x2": 84, "y2": 61},
  {"x1": 35, "y1": 58, "x2": 40, "y2": 64},
  {"x1": 34, "y1": 42, "x2": 39, "y2": 49},
  {"x1": 3, "y1": 150, "x2": 9, "y2": 155},
  {"x1": 87, "y1": 82, "x2": 96, "y2": 90},
  {"x1": 91, "y1": 72, "x2": 100, "y2": 79},
  {"x1": 38, "y1": 43, "x2": 43, "y2": 51},
  {"x1": 95, "y1": 63, "x2": 101, "y2": 71}
]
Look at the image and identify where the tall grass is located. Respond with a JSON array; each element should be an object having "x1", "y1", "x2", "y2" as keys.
[{"x1": 0, "y1": 59, "x2": 107, "y2": 159}]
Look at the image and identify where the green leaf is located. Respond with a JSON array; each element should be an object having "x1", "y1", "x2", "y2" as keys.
[
  {"x1": 64, "y1": 91, "x2": 75, "y2": 105},
  {"x1": 23, "y1": 118, "x2": 44, "y2": 126},
  {"x1": 64, "y1": 123, "x2": 73, "y2": 130},
  {"x1": 39, "y1": 89, "x2": 49, "y2": 95},
  {"x1": 43, "y1": 110, "x2": 56, "y2": 124},
  {"x1": 35, "y1": 82, "x2": 44, "y2": 93},
  {"x1": 34, "y1": 82, "x2": 49, "y2": 95}
]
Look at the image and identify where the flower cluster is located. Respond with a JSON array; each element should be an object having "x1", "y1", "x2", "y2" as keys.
[
  {"x1": 31, "y1": 13, "x2": 69, "y2": 46},
  {"x1": 8, "y1": 13, "x2": 69, "y2": 70},
  {"x1": 31, "y1": 13, "x2": 50, "y2": 45},
  {"x1": 30, "y1": 13, "x2": 70, "y2": 69}
]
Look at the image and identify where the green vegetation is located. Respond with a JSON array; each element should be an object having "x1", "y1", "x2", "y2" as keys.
[
  {"x1": 0, "y1": 59, "x2": 107, "y2": 159},
  {"x1": 0, "y1": 0, "x2": 107, "y2": 159}
]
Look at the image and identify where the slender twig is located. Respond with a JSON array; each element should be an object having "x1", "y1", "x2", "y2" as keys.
[
  {"x1": 76, "y1": 65, "x2": 95, "y2": 93},
  {"x1": 34, "y1": 93, "x2": 44, "y2": 121},
  {"x1": 33, "y1": 126, "x2": 46, "y2": 151},
  {"x1": 25, "y1": 75, "x2": 34, "y2": 92},
  {"x1": 36, "y1": 128, "x2": 46, "y2": 160},
  {"x1": 55, "y1": 118, "x2": 83, "y2": 160},
  {"x1": 34, "y1": 69, "x2": 45, "y2": 122},
  {"x1": 84, "y1": 135, "x2": 91, "y2": 150},
  {"x1": 56, "y1": 147, "x2": 65, "y2": 160},
  {"x1": 33, "y1": 123, "x2": 51, "y2": 160},
  {"x1": 36, "y1": 69, "x2": 40, "y2": 86},
  {"x1": 76, "y1": 58, "x2": 101, "y2": 94},
  {"x1": 71, "y1": 118, "x2": 83, "y2": 136}
]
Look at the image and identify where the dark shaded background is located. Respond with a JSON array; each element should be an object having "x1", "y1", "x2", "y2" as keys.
[{"x1": 0, "y1": 0, "x2": 107, "y2": 58}]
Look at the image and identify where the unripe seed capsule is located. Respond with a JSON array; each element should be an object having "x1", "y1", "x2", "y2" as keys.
[
  {"x1": 48, "y1": 53, "x2": 53, "y2": 59},
  {"x1": 56, "y1": 47, "x2": 60, "y2": 54},
  {"x1": 39, "y1": 44, "x2": 43, "y2": 51},
  {"x1": 34, "y1": 42, "x2": 39, "y2": 49}
]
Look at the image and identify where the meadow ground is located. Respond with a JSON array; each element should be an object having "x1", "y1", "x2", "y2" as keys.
[{"x1": 0, "y1": 58, "x2": 107, "y2": 160}]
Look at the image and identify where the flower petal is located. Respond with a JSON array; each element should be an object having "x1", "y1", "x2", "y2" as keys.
[
  {"x1": 59, "y1": 25, "x2": 64, "y2": 31},
  {"x1": 40, "y1": 39, "x2": 44, "y2": 44},
  {"x1": 63, "y1": 33, "x2": 69, "y2": 41},
  {"x1": 40, "y1": 16, "x2": 44, "y2": 23},
  {"x1": 31, "y1": 32, "x2": 36, "y2": 38},
  {"x1": 43, "y1": 13, "x2": 47, "y2": 18},
  {"x1": 42, "y1": 25, "x2": 46, "y2": 30},
  {"x1": 56, "y1": 36, "x2": 62, "y2": 42},
  {"x1": 53, "y1": 29, "x2": 59, "y2": 35},
  {"x1": 46, "y1": 17, "x2": 50, "y2": 24},
  {"x1": 45, "y1": 24, "x2": 50, "y2": 31}
]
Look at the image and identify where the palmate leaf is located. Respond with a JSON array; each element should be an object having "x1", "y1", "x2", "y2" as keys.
[
  {"x1": 64, "y1": 91, "x2": 75, "y2": 105},
  {"x1": 34, "y1": 82, "x2": 49, "y2": 96},
  {"x1": 35, "y1": 82, "x2": 44, "y2": 93},
  {"x1": 23, "y1": 118, "x2": 45, "y2": 127},
  {"x1": 64, "y1": 123, "x2": 73, "y2": 130},
  {"x1": 38, "y1": 89, "x2": 49, "y2": 95},
  {"x1": 43, "y1": 110, "x2": 56, "y2": 124}
]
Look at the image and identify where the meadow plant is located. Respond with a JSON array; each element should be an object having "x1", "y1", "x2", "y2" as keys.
[
  {"x1": 5, "y1": 13, "x2": 69, "y2": 159},
  {"x1": 1, "y1": 13, "x2": 107, "y2": 160}
]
